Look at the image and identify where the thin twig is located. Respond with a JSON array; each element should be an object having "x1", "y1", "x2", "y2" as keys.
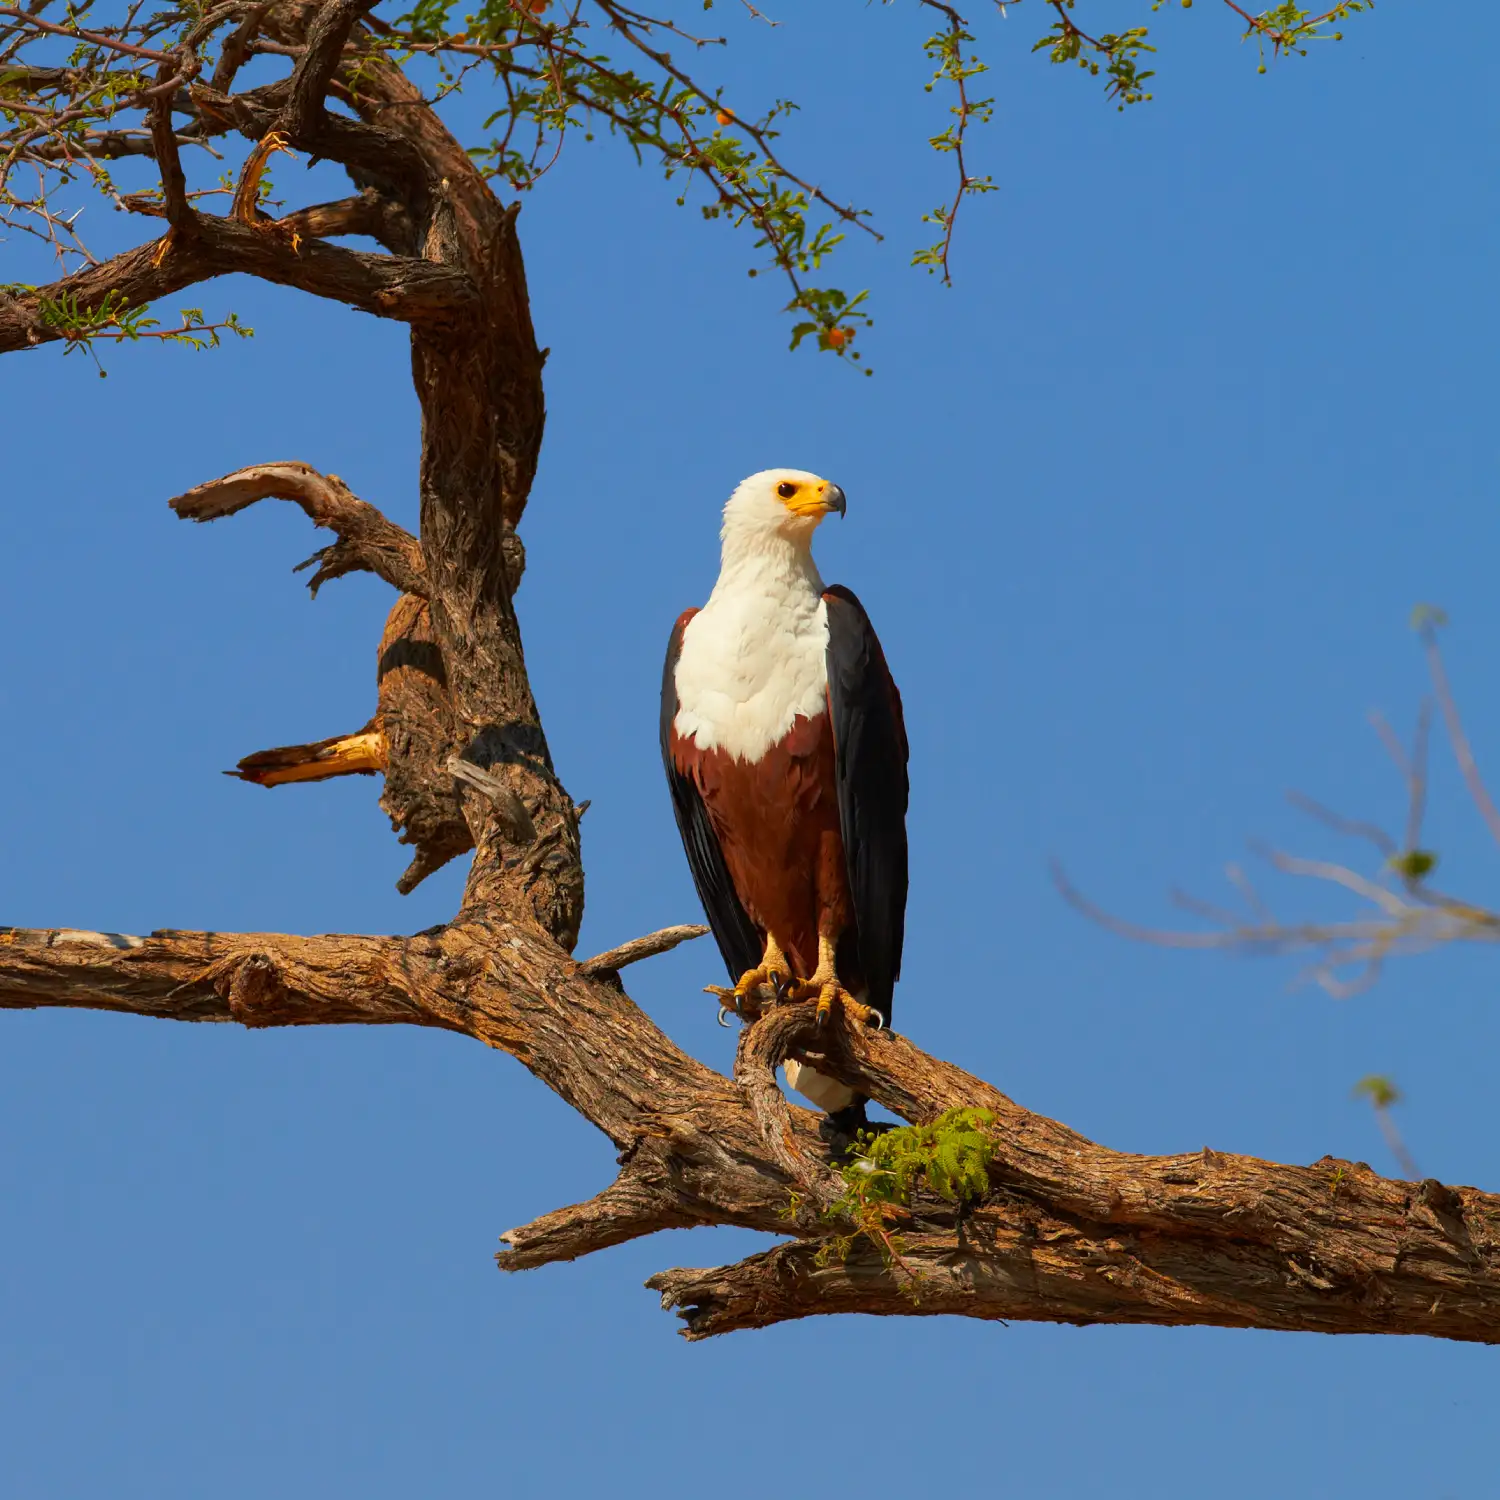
[
  {"x1": 1254, "y1": 845, "x2": 1408, "y2": 916},
  {"x1": 576, "y1": 925, "x2": 709, "y2": 976},
  {"x1": 0, "y1": 7, "x2": 174, "y2": 62},
  {"x1": 1421, "y1": 622, "x2": 1500, "y2": 849},
  {"x1": 1284, "y1": 790, "x2": 1397, "y2": 858}
]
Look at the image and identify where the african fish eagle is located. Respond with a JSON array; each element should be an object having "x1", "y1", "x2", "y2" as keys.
[{"x1": 661, "y1": 469, "x2": 909, "y2": 1122}]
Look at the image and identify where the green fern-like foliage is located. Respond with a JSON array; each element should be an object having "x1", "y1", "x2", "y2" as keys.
[
  {"x1": 840, "y1": 1107, "x2": 997, "y2": 1210},
  {"x1": 816, "y1": 1108, "x2": 996, "y2": 1294}
]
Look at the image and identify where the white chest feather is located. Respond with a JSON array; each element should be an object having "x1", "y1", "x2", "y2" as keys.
[{"x1": 674, "y1": 556, "x2": 829, "y2": 763}]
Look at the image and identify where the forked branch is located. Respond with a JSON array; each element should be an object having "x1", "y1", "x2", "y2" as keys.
[
  {"x1": 5, "y1": 926, "x2": 1499, "y2": 1343},
  {"x1": 170, "y1": 461, "x2": 428, "y2": 598}
]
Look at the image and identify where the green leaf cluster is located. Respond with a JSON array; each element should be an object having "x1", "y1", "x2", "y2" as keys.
[
  {"x1": 836, "y1": 1107, "x2": 998, "y2": 1211},
  {"x1": 1, "y1": 0, "x2": 1379, "y2": 369},
  {"x1": 1242, "y1": 1, "x2": 1375, "y2": 64},
  {"x1": 1353, "y1": 1074, "x2": 1400, "y2": 1110},
  {"x1": 811, "y1": 1107, "x2": 996, "y2": 1298},
  {"x1": 1034, "y1": 11, "x2": 1156, "y2": 111}
]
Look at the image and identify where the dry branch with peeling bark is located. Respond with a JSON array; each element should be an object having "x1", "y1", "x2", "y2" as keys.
[{"x1": 3, "y1": 0, "x2": 1496, "y2": 1346}]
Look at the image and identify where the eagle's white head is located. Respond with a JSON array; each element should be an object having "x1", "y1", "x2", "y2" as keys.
[{"x1": 720, "y1": 468, "x2": 846, "y2": 554}]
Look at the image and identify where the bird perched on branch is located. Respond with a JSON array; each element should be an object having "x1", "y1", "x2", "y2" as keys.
[{"x1": 661, "y1": 469, "x2": 909, "y2": 1128}]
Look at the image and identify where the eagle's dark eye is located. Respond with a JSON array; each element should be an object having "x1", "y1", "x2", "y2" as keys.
[{"x1": 776, "y1": 481, "x2": 798, "y2": 499}]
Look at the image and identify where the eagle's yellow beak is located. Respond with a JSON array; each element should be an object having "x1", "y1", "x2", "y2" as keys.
[{"x1": 784, "y1": 480, "x2": 847, "y2": 519}]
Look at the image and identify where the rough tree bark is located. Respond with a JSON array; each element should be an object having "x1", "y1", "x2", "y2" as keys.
[{"x1": 4, "y1": 0, "x2": 1498, "y2": 1344}]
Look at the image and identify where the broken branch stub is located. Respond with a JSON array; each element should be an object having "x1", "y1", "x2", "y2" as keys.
[{"x1": 170, "y1": 461, "x2": 428, "y2": 599}]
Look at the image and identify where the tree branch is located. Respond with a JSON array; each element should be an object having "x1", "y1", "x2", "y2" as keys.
[
  {"x1": 649, "y1": 1159, "x2": 1499, "y2": 1340},
  {"x1": 0, "y1": 924, "x2": 428, "y2": 1027},
  {"x1": 169, "y1": 460, "x2": 428, "y2": 599},
  {"x1": 0, "y1": 9, "x2": 175, "y2": 63},
  {"x1": 149, "y1": 65, "x2": 195, "y2": 228},
  {"x1": 5, "y1": 920, "x2": 1498, "y2": 1345},
  {"x1": 278, "y1": 189, "x2": 413, "y2": 250},
  {"x1": 498, "y1": 1170, "x2": 700, "y2": 1270},
  {"x1": 0, "y1": 216, "x2": 478, "y2": 355},
  {"x1": 228, "y1": 720, "x2": 384, "y2": 787},
  {"x1": 209, "y1": 3, "x2": 272, "y2": 93},
  {"x1": 286, "y1": 0, "x2": 379, "y2": 139},
  {"x1": 575, "y1": 924, "x2": 708, "y2": 977},
  {"x1": 735, "y1": 999, "x2": 845, "y2": 1200}
]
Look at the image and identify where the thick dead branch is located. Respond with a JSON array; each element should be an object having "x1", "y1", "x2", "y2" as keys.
[
  {"x1": 229, "y1": 129, "x2": 294, "y2": 223},
  {"x1": 735, "y1": 1001, "x2": 844, "y2": 1200},
  {"x1": 0, "y1": 924, "x2": 428, "y2": 1027},
  {"x1": 498, "y1": 1172, "x2": 700, "y2": 1271},
  {"x1": 4, "y1": 924, "x2": 1499, "y2": 1344},
  {"x1": 250, "y1": 4, "x2": 430, "y2": 197},
  {"x1": 278, "y1": 188, "x2": 411, "y2": 247},
  {"x1": 219, "y1": 589, "x2": 480, "y2": 895},
  {"x1": 170, "y1": 461, "x2": 428, "y2": 598},
  {"x1": 286, "y1": 0, "x2": 379, "y2": 138}
]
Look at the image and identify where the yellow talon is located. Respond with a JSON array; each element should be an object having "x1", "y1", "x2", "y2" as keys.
[
  {"x1": 706, "y1": 936, "x2": 792, "y2": 1019},
  {"x1": 815, "y1": 983, "x2": 837, "y2": 1026},
  {"x1": 808, "y1": 981, "x2": 878, "y2": 1027},
  {"x1": 783, "y1": 931, "x2": 875, "y2": 1026}
]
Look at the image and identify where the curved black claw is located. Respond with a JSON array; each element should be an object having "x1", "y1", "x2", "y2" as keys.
[{"x1": 705, "y1": 984, "x2": 741, "y2": 1024}]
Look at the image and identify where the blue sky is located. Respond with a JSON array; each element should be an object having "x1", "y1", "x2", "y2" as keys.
[{"x1": 1, "y1": 4, "x2": 1496, "y2": 1495}]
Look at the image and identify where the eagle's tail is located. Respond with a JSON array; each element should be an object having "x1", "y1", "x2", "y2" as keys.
[
  {"x1": 783, "y1": 1059, "x2": 858, "y2": 1115},
  {"x1": 227, "y1": 720, "x2": 385, "y2": 788}
]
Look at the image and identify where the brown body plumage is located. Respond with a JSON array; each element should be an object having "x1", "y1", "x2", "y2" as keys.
[{"x1": 667, "y1": 610, "x2": 853, "y2": 984}]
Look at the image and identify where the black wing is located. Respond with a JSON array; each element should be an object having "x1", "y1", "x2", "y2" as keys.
[
  {"x1": 824, "y1": 585, "x2": 910, "y2": 1024},
  {"x1": 661, "y1": 612, "x2": 762, "y2": 983}
]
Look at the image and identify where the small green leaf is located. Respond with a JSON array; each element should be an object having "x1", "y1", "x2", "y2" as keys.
[
  {"x1": 1389, "y1": 849, "x2": 1438, "y2": 882},
  {"x1": 1353, "y1": 1075, "x2": 1401, "y2": 1110}
]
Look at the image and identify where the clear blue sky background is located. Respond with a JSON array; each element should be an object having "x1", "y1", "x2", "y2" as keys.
[{"x1": 1, "y1": 4, "x2": 1495, "y2": 1495}]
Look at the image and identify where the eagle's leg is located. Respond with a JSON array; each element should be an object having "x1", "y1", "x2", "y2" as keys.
[
  {"x1": 786, "y1": 932, "x2": 879, "y2": 1028},
  {"x1": 704, "y1": 934, "x2": 791, "y2": 1019}
]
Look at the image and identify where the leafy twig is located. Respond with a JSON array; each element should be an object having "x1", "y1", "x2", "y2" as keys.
[
  {"x1": 914, "y1": 4, "x2": 996, "y2": 284},
  {"x1": 1353, "y1": 1075, "x2": 1419, "y2": 1180},
  {"x1": 816, "y1": 1108, "x2": 995, "y2": 1299},
  {"x1": 1056, "y1": 617, "x2": 1500, "y2": 998},
  {"x1": 35, "y1": 289, "x2": 251, "y2": 374}
]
